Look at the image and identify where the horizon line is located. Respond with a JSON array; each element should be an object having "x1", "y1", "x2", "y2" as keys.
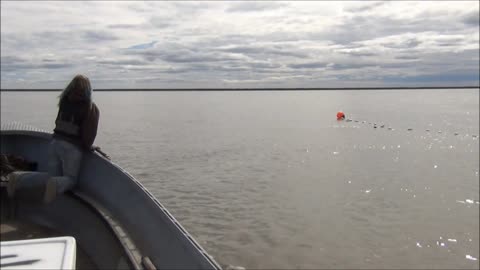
[{"x1": 1, "y1": 86, "x2": 479, "y2": 92}]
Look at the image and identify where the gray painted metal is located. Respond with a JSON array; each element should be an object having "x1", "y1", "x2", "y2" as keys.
[
  {"x1": 1, "y1": 127, "x2": 221, "y2": 270},
  {"x1": 11, "y1": 191, "x2": 136, "y2": 269}
]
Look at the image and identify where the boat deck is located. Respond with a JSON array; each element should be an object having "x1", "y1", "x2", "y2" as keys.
[{"x1": 0, "y1": 185, "x2": 97, "y2": 269}]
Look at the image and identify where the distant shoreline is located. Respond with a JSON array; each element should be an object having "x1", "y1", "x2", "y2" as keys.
[{"x1": 1, "y1": 86, "x2": 479, "y2": 92}]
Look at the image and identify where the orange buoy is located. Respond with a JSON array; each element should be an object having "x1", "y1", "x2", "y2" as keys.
[{"x1": 337, "y1": 111, "x2": 345, "y2": 120}]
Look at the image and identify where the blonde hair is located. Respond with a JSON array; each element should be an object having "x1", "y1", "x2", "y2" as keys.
[{"x1": 59, "y1": 74, "x2": 92, "y2": 106}]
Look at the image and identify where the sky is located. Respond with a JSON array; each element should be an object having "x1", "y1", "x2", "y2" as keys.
[{"x1": 1, "y1": 1, "x2": 479, "y2": 89}]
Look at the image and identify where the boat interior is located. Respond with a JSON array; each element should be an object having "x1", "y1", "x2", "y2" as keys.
[
  {"x1": 1, "y1": 128, "x2": 221, "y2": 270},
  {"x1": 0, "y1": 175, "x2": 139, "y2": 269}
]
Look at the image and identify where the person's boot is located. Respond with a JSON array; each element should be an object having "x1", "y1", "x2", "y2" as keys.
[{"x1": 43, "y1": 178, "x2": 57, "y2": 204}]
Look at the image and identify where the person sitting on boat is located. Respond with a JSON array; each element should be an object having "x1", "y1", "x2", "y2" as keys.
[{"x1": 44, "y1": 74, "x2": 100, "y2": 203}]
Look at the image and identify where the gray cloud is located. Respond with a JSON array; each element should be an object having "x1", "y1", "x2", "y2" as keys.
[
  {"x1": 378, "y1": 62, "x2": 416, "y2": 69},
  {"x1": 395, "y1": 55, "x2": 420, "y2": 60},
  {"x1": 328, "y1": 62, "x2": 378, "y2": 70},
  {"x1": 149, "y1": 16, "x2": 175, "y2": 28},
  {"x1": 126, "y1": 2, "x2": 157, "y2": 13},
  {"x1": 26, "y1": 30, "x2": 118, "y2": 46},
  {"x1": 169, "y1": 2, "x2": 213, "y2": 13},
  {"x1": 382, "y1": 38, "x2": 421, "y2": 49},
  {"x1": 226, "y1": 1, "x2": 288, "y2": 13},
  {"x1": 1, "y1": 60, "x2": 73, "y2": 71},
  {"x1": 97, "y1": 59, "x2": 148, "y2": 66},
  {"x1": 40, "y1": 63, "x2": 73, "y2": 69},
  {"x1": 83, "y1": 30, "x2": 119, "y2": 42},
  {"x1": 321, "y1": 13, "x2": 473, "y2": 45},
  {"x1": 289, "y1": 62, "x2": 327, "y2": 69},
  {"x1": 128, "y1": 49, "x2": 242, "y2": 64},
  {"x1": 336, "y1": 50, "x2": 378, "y2": 57},
  {"x1": 344, "y1": 2, "x2": 386, "y2": 13},
  {"x1": 1, "y1": 55, "x2": 28, "y2": 64},
  {"x1": 166, "y1": 53, "x2": 245, "y2": 64},
  {"x1": 462, "y1": 11, "x2": 480, "y2": 26},
  {"x1": 107, "y1": 24, "x2": 141, "y2": 29},
  {"x1": 218, "y1": 45, "x2": 308, "y2": 58}
]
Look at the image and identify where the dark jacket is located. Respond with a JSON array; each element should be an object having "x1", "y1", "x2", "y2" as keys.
[{"x1": 53, "y1": 99, "x2": 100, "y2": 150}]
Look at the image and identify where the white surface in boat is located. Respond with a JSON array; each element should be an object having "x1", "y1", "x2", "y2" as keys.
[{"x1": 1, "y1": 236, "x2": 76, "y2": 270}]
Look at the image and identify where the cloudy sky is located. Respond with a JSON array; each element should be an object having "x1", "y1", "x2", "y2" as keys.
[{"x1": 1, "y1": 1, "x2": 479, "y2": 89}]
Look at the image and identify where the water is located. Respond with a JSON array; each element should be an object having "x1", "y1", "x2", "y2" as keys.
[{"x1": 1, "y1": 89, "x2": 479, "y2": 269}]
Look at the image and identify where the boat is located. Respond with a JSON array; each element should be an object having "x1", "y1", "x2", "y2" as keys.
[{"x1": 0, "y1": 123, "x2": 222, "y2": 270}]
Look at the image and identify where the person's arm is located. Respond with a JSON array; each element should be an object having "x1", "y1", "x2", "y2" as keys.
[{"x1": 81, "y1": 103, "x2": 100, "y2": 150}]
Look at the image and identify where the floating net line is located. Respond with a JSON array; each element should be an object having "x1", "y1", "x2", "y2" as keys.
[{"x1": 342, "y1": 118, "x2": 478, "y2": 138}]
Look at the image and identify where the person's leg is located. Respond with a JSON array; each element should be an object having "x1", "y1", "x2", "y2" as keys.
[
  {"x1": 44, "y1": 140, "x2": 83, "y2": 203},
  {"x1": 8, "y1": 171, "x2": 50, "y2": 199},
  {"x1": 48, "y1": 139, "x2": 62, "y2": 176},
  {"x1": 56, "y1": 140, "x2": 83, "y2": 193}
]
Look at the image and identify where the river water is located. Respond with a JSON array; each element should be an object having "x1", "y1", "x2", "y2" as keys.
[{"x1": 1, "y1": 89, "x2": 479, "y2": 269}]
